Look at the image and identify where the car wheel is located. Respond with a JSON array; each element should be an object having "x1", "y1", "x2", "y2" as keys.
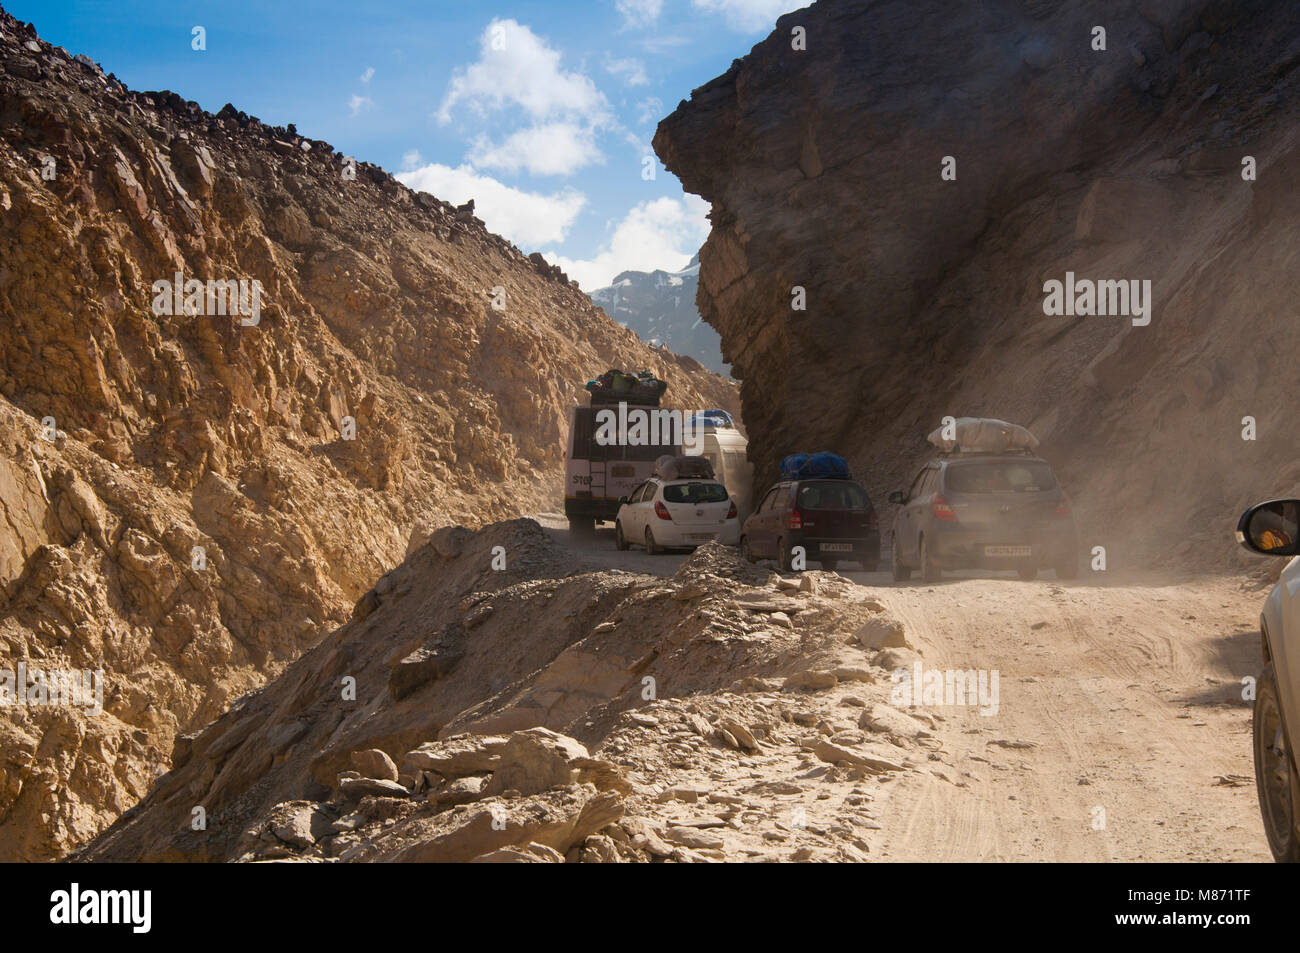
[
  {"x1": 1017, "y1": 563, "x2": 1038, "y2": 581},
  {"x1": 919, "y1": 535, "x2": 941, "y2": 582},
  {"x1": 614, "y1": 521, "x2": 629, "y2": 551},
  {"x1": 739, "y1": 536, "x2": 754, "y2": 563},
  {"x1": 1254, "y1": 661, "x2": 1300, "y2": 862},
  {"x1": 645, "y1": 526, "x2": 663, "y2": 556},
  {"x1": 892, "y1": 535, "x2": 911, "y2": 582},
  {"x1": 820, "y1": 558, "x2": 838, "y2": 572},
  {"x1": 1054, "y1": 552, "x2": 1079, "y2": 579}
]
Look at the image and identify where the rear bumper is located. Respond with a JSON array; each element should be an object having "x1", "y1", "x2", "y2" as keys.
[
  {"x1": 565, "y1": 496, "x2": 620, "y2": 522},
  {"x1": 790, "y1": 531, "x2": 881, "y2": 566},
  {"x1": 927, "y1": 524, "x2": 1077, "y2": 569},
  {"x1": 655, "y1": 519, "x2": 741, "y2": 548}
]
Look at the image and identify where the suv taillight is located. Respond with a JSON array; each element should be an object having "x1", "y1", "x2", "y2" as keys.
[
  {"x1": 654, "y1": 501, "x2": 672, "y2": 521},
  {"x1": 867, "y1": 509, "x2": 879, "y2": 530},
  {"x1": 726, "y1": 501, "x2": 737, "y2": 519},
  {"x1": 930, "y1": 493, "x2": 957, "y2": 522},
  {"x1": 1054, "y1": 500, "x2": 1072, "y2": 518},
  {"x1": 788, "y1": 508, "x2": 803, "y2": 530}
]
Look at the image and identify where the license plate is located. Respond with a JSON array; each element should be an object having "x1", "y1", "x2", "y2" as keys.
[
  {"x1": 985, "y1": 545, "x2": 1032, "y2": 557},
  {"x1": 820, "y1": 543, "x2": 852, "y2": 552},
  {"x1": 689, "y1": 533, "x2": 715, "y2": 541}
]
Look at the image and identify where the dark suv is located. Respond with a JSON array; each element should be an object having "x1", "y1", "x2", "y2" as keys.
[
  {"x1": 889, "y1": 453, "x2": 1078, "y2": 581},
  {"x1": 739, "y1": 479, "x2": 880, "y2": 571}
]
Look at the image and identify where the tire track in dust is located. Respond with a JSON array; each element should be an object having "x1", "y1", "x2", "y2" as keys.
[{"x1": 865, "y1": 578, "x2": 1265, "y2": 861}]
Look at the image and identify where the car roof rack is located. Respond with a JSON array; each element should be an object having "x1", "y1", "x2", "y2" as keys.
[{"x1": 937, "y1": 447, "x2": 1037, "y2": 458}]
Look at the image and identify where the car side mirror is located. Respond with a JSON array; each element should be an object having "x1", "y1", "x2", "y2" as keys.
[
  {"x1": 618, "y1": 496, "x2": 629, "y2": 506},
  {"x1": 1237, "y1": 499, "x2": 1300, "y2": 556},
  {"x1": 888, "y1": 491, "x2": 904, "y2": 505}
]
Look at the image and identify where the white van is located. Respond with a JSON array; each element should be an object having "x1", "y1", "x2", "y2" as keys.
[{"x1": 696, "y1": 425, "x2": 753, "y2": 523}]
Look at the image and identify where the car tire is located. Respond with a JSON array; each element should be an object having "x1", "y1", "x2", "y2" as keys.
[
  {"x1": 919, "y1": 535, "x2": 941, "y2": 582},
  {"x1": 614, "y1": 521, "x2": 629, "y2": 551},
  {"x1": 1017, "y1": 564, "x2": 1038, "y2": 581},
  {"x1": 1254, "y1": 661, "x2": 1300, "y2": 862},
  {"x1": 820, "y1": 558, "x2": 838, "y2": 572},
  {"x1": 739, "y1": 536, "x2": 754, "y2": 563},
  {"x1": 1054, "y1": 552, "x2": 1079, "y2": 579},
  {"x1": 892, "y1": 535, "x2": 911, "y2": 581},
  {"x1": 645, "y1": 526, "x2": 663, "y2": 556}
]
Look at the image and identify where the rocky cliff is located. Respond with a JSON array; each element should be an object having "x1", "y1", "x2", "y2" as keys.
[
  {"x1": 0, "y1": 9, "x2": 737, "y2": 861},
  {"x1": 655, "y1": 0, "x2": 1300, "y2": 566}
]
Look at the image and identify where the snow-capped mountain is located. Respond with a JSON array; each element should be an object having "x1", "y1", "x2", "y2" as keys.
[{"x1": 588, "y1": 255, "x2": 729, "y2": 375}]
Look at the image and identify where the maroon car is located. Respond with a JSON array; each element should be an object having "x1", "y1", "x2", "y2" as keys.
[{"x1": 739, "y1": 479, "x2": 880, "y2": 572}]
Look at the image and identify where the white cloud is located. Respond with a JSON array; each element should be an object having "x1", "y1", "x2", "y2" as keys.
[
  {"x1": 617, "y1": 0, "x2": 663, "y2": 29},
  {"x1": 545, "y1": 195, "x2": 710, "y2": 290},
  {"x1": 395, "y1": 163, "x2": 586, "y2": 247},
  {"x1": 360, "y1": 66, "x2": 375, "y2": 84},
  {"x1": 468, "y1": 122, "x2": 601, "y2": 176},
  {"x1": 400, "y1": 149, "x2": 422, "y2": 171},
  {"x1": 348, "y1": 94, "x2": 373, "y2": 116},
  {"x1": 691, "y1": 0, "x2": 798, "y2": 32},
  {"x1": 438, "y1": 19, "x2": 610, "y2": 125},
  {"x1": 604, "y1": 55, "x2": 649, "y2": 87},
  {"x1": 635, "y1": 96, "x2": 664, "y2": 128}
]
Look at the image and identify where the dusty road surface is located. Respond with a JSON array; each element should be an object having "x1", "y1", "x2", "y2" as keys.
[
  {"x1": 540, "y1": 514, "x2": 1271, "y2": 861},
  {"x1": 867, "y1": 574, "x2": 1270, "y2": 861}
]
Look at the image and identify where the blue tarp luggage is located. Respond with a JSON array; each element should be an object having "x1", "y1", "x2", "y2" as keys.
[
  {"x1": 687, "y1": 409, "x2": 735, "y2": 430},
  {"x1": 780, "y1": 451, "x2": 851, "y2": 480}
]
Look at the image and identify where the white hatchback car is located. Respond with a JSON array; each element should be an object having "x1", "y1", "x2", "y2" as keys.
[
  {"x1": 1236, "y1": 498, "x2": 1300, "y2": 862},
  {"x1": 614, "y1": 478, "x2": 740, "y2": 553}
]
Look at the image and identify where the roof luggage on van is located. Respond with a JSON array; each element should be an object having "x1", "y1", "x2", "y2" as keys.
[
  {"x1": 585, "y1": 369, "x2": 667, "y2": 406},
  {"x1": 686, "y1": 409, "x2": 736, "y2": 430},
  {"x1": 655, "y1": 454, "x2": 715, "y2": 481}
]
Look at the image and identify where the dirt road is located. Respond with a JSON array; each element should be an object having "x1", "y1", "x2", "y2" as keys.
[
  {"x1": 869, "y1": 574, "x2": 1270, "y2": 861},
  {"x1": 541, "y1": 515, "x2": 1271, "y2": 861}
]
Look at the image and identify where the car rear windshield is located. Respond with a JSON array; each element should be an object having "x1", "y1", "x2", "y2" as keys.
[
  {"x1": 663, "y1": 482, "x2": 729, "y2": 504},
  {"x1": 945, "y1": 461, "x2": 1057, "y2": 493},
  {"x1": 797, "y1": 482, "x2": 869, "y2": 510}
]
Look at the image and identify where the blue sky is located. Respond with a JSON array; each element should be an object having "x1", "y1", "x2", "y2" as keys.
[{"x1": 10, "y1": 0, "x2": 802, "y2": 289}]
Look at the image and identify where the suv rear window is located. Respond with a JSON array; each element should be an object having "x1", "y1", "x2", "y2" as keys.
[
  {"x1": 797, "y1": 482, "x2": 869, "y2": 510},
  {"x1": 663, "y1": 482, "x2": 729, "y2": 504},
  {"x1": 945, "y1": 461, "x2": 1057, "y2": 494}
]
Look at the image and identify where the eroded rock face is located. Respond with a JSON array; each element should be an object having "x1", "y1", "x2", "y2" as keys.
[
  {"x1": 655, "y1": 0, "x2": 1300, "y2": 566},
  {"x1": 0, "y1": 11, "x2": 737, "y2": 861}
]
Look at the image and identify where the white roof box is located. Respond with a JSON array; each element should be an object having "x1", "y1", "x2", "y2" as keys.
[{"x1": 927, "y1": 417, "x2": 1039, "y2": 454}]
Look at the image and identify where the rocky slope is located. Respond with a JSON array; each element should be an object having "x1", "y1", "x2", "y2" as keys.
[
  {"x1": 589, "y1": 255, "x2": 728, "y2": 375},
  {"x1": 78, "y1": 522, "x2": 923, "y2": 863},
  {"x1": 655, "y1": 0, "x2": 1300, "y2": 568},
  {"x1": 0, "y1": 9, "x2": 737, "y2": 861}
]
